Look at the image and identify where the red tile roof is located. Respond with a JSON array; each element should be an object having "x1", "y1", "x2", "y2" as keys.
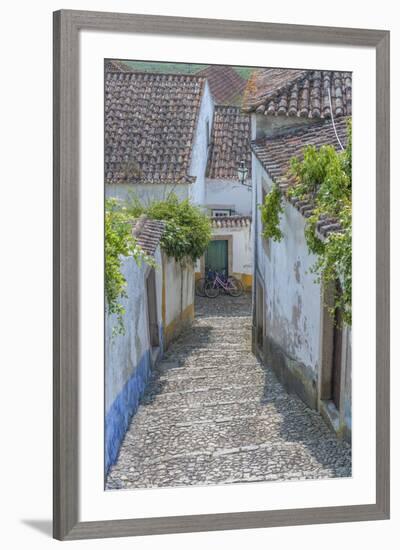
[
  {"x1": 132, "y1": 216, "x2": 165, "y2": 256},
  {"x1": 105, "y1": 71, "x2": 205, "y2": 184},
  {"x1": 243, "y1": 69, "x2": 352, "y2": 119},
  {"x1": 252, "y1": 118, "x2": 350, "y2": 236},
  {"x1": 207, "y1": 106, "x2": 252, "y2": 180},
  {"x1": 211, "y1": 215, "x2": 252, "y2": 228},
  {"x1": 105, "y1": 59, "x2": 131, "y2": 73},
  {"x1": 197, "y1": 65, "x2": 247, "y2": 105}
]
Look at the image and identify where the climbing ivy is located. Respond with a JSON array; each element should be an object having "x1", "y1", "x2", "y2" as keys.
[
  {"x1": 122, "y1": 193, "x2": 212, "y2": 264},
  {"x1": 289, "y1": 119, "x2": 352, "y2": 325},
  {"x1": 259, "y1": 184, "x2": 284, "y2": 242},
  {"x1": 257, "y1": 120, "x2": 352, "y2": 325},
  {"x1": 105, "y1": 199, "x2": 154, "y2": 335}
]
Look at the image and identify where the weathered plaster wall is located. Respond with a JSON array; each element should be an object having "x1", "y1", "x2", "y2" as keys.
[
  {"x1": 205, "y1": 178, "x2": 252, "y2": 216},
  {"x1": 105, "y1": 182, "x2": 189, "y2": 204},
  {"x1": 253, "y1": 154, "x2": 352, "y2": 436},
  {"x1": 253, "y1": 112, "x2": 321, "y2": 139},
  {"x1": 341, "y1": 327, "x2": 352, "y2": 440},
  {"x1": 188, "y1": 81, "x2": 214, "y2": 207},
  {"x1": 162, "y1": 253, "x2": 195, "y2": 347},
  {"x1": 253, "y1": 156, "x2": 322, "y2": 407},
  {"x1": 105, "y1": 247, "x2": 163, "y2": 471}
]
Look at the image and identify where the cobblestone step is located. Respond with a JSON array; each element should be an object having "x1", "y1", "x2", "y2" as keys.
[
  {"x1": 131, "y1": 397, "x2": 331, "y2": 429},
  {"x1": 156, "y1": 361, "x2": 261, "y2": 374},
  {"x1": 106, "y1": 294, "x2": 351, "y2": 490},
  {"x1": 140, "y1": 383, "x2": 273, "y2": 409},
  {"x1": 118, "y1": 409, "x2": 343, "y2": 462},
  {"x1": 151, "y1": 364, "x2": 266, "y2": 391},
  {"x1": 161, "y1": 351, "x2": 255, "y2": 363},
  {"x1": 107, "y1": 439, "x2": 350, "y2": 489}
]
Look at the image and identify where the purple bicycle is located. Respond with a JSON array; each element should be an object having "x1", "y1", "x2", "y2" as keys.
[{"x1": 204, "y1": 270, "x2": 244, "y2": 298}]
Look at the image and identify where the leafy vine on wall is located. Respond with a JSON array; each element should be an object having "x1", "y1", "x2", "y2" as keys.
[{"x1": 259, "y1": 119, "x2": 352, "y2": 325}]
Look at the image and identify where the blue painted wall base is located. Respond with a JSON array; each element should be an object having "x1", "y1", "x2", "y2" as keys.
[{"x1": 105, "y1": 350, "x2": 152, "y2": 474}]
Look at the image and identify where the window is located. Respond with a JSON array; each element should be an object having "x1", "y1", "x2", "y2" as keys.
[{"x1": 212, "y1": 209, "x2": 231, "y2": 217}]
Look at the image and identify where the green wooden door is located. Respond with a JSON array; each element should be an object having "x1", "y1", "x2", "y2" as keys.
[{"x1": 205, "y1": 240, "x2": 228, "y2": 275}]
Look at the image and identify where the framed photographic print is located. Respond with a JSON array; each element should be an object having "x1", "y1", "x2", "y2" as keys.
[{"x1": 53, "y1": 9, "x2": 390, "y2": 541}]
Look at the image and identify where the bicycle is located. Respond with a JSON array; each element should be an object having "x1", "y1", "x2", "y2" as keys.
[
  {"x1": 204, "y1": 270, "x2": 244, "y2": 298},
  {"x1": 195, "y1": 268, "x2": 215, "y2": 297}
]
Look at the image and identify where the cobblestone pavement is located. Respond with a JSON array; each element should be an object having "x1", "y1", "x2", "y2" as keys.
[{"x1": 106, "y1": 293, "x2": 351, "y2": 489}]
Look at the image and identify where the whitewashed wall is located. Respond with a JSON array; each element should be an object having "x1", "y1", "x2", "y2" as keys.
[
  {"x1": 105, "y1": 247, "x2": 163, "y2": 471},
  {"x1": 253, "y1": 156, "x2": 322, "y2": 372},
  {"x1": 206, "y1": 178, "x2": 252, "y2": 215},
  {"x1": 188, "y1": 81, "x2": 214, "y2": 207},
  {"x1": 105, "y1": 182, "x2": 190, "y2": 204},
  {"x1": 253, "y1": 153, "x2": 351, "y2": 438},
  {"x1": 163, "y1": 254, "x2": 195, "y2": 345}
]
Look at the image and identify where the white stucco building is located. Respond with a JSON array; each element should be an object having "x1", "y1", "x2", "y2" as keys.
[
  {"x1": 199, "y1": 215, "x2": 253, "y2": 289},
  {"x1": 105, "y1": 69, "x2": 214, "y2": 208},
  {"x1": 105, "y1": 62, "x2": 254, "y2": 289},
  {"x1": 244, "y1": 68, "x2": 352, "y2": 441},
  {"x1": 197, "y1": 105, "x2": 253, "y2": 288}
]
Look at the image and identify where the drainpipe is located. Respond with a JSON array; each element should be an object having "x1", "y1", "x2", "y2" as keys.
[
  {"x1": 180, "y1": 263, "x2": 184, "y2": 325},
  {"x1": 251, "y1": 157, "x2": 258, "y2": 354}
]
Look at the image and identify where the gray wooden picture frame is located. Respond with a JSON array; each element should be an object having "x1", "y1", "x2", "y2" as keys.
[{"x1": 53, "y1": 9, "x2": 390, "y2": 541}]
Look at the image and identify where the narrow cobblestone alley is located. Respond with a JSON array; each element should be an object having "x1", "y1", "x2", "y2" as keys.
[{"x1": 106, "y1": 293, "x2": 351, "y2": 490}]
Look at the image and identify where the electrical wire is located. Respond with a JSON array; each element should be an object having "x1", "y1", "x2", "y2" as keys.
[{"x1": 327, "y1": 86, "x2": 345, "y2": 151}]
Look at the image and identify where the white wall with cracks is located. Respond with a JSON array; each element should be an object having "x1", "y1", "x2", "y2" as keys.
[
  {"x1": 105, "y1": 248, "x2": 163, "y2": 412},
  {"x1": 253, "y1": 157, "x2": 322, "y2": 372}
]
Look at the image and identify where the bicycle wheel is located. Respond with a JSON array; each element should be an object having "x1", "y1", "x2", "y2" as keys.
[
  {"x1": 204, "y1": 280, "x2": 219, "y2": 298},
  {"x1": 227, "y1": 277, "x2": 244, "y2": 297},
  {"x1": 195, "y1": 278, "x2": 207, "y2": 297}
]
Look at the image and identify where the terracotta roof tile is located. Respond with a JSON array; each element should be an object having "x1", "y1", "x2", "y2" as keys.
[
  {"x1": 132, "y1": 215, "x2": 165, "y2": 257},
  {"x1": 207, "y1": 106, "x2": 252, "y2": 180},
  {"x1": 105, "y1": 71, "x2": 205, "y2": 184},
  {"x1": 105, "y1": 59, "x2": 131, "y2": 73},
  {"x1": 211, "y1": 215, "x2": 252, "y2": 228},
  {"x1": 252, "y1": 118, "x2": 348, "y2": 185},
  {"x1": 197, "y1": 65, "x2": 247, "y2": 105},
  {"x1": 251, "y1": 118, "x2": 349, "y2": 235},
  {"x1": 243, "y1": 69, "x2": 352, "y2": 119}
]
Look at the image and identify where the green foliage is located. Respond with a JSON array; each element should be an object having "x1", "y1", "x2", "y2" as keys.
[
  {"x1": 259, "y1": 184, "x2": 284, "y2": 242},
  {"x1": 120, "y1": 60, "x2": 258, "y2": 80},
  {"x1": 105, "y1": 199, "x2": 154, "y2": 335},
  {"x1": 122, "y1": 194, "x2": 212, "y2": 264},
  {"x1": 289, "y1": 119, "x2": 352, "y2": 325},
  {"x1": 122, "y1": 61, "x2": 208, "y2": 74}
]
